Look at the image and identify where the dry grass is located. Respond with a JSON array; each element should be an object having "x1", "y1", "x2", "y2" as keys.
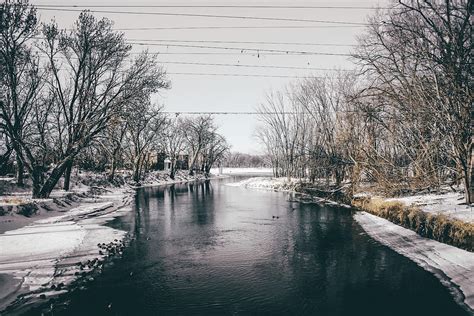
[
  {"x1": 0, "y1": 197, "x2": 28, "y2": 205},
  {"x1": 352, "y1": 197, "x2": 474, "y2": 252}
]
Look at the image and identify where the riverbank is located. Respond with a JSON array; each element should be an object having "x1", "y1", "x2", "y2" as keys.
[
  {"x1": 0, "y1": 170, "x2": 211, "y2": 313},
  {"x1": 229, "y1": 176, "x2": 474, "y2": 313}
]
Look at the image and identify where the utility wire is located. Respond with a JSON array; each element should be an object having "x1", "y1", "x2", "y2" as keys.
[
  {"x1": 34, "y1": 4, "x2": 388, "y2": 10},
  {"x1": 124, "y1": 39, "x2": 356, "y2": 47},
  {"x1": 35, "y1": 54, "x2": 353, "y2": 71},
  {"x1": 166, "y1": 73, "x2": 328, "y2": 78},
  {"x1": 36, "y1": 8, "x2": 369, "y2": 25},
  {"x1": 32, "y1": 37, "x2": 353, "y2": 57},
  {"x1": 38, "y1": 51, "x2": 342, "y2": 56},
  {"x1": 129, "y1": 42, "x2": 352, "y2": 56},
  {"x1": 159, "y1": 61, "x2": 353, "y2": 71},
  {"x1": 113, "y1": 25, "x2": 363, "y2": 30},
  {"x1": 163, "y1": 111, "x2": 301, "y2": 116}
]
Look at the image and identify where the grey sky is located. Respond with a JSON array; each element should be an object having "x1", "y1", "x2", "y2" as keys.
[{"x1": 30, "y1": 0, "x2": 388, "y2": 154}]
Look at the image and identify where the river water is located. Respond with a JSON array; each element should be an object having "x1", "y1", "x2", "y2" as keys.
[{"x1": 26, "y1": 177, "x2": 468, "y2": 315}]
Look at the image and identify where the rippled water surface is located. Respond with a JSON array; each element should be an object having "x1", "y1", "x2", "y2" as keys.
[{"x1": 28, "y1": 177, "x2": 469, "y2": 315}]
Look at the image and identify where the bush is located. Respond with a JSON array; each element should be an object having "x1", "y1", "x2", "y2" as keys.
[{"x1": 352, "y1": 197, "x2": 474, "y2": 252}]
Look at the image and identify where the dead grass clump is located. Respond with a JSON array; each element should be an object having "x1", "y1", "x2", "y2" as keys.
[
  {"x1": 0, "y1": 197, "x2": 27, "y2": 205},
  {"x1": 353, "y1": 197, "x2": 474, "y2": 252}
]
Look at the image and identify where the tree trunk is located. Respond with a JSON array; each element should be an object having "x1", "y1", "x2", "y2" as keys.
[
  {"x1": 133, "y1": 156, "x2": 142, "y2": 183},
  {"x1": 188, "y1": 150, "x2": 200, "y2": 176},
  {"x1": 466, "y1": 145, "x2": 473, "y2": 204},
  {"x1": 36, "y1": 159, "x2": 72, "y2": 198},
  {"x1": 16, "y1": 154, "x2": 24, "y2": 187},
  {"x1": 169, "y1": 160, "x2": 176, "y2": 180},
  {"x1": 109, "y1": 154, "x2": 117, "y2": 182},
  {"x1": 31, "y1": 166, "x2": 43, "y2": 199},
  {"x1": 63, "y1": 159, "x2": 73, "y2": 191}
]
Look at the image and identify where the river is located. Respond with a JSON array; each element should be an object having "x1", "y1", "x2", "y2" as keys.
[{"x1": 25, "y1": 176, "x2": 469, "y2": 315}]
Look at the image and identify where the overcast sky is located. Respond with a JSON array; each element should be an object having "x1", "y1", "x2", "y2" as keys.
[{"x1": 30, "y1": 0, "x2": 389, "y2": 154}]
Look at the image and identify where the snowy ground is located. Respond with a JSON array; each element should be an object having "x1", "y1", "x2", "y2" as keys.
[
  {"x1": 228, "y1": 177, "x2": 351, "y2": 208},
  {"x1": 225, "y1": 176, "x2": 309, "y2": 189},
  {"x1": 384, "y1": 191, "x2": 474, "y2": 223},
  {"x1": 210, "y1": 167, "x2": 273, "y2": 175},
  {"x1": 0, "y1": 188, "x2": 133, "y2": 312},
  {"x1": 355, "y1": 212, "x2": 474, "y2": 313}
]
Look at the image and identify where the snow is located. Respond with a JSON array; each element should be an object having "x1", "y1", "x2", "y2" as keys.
[
  {"x1": 226, "y1": 176, "x2": 300, "y2": 189},
  {"x1": 385, "y1": 191, "x2": 474, "y2": 223},
  {"x1": 0, "y1": 188, "x2": 133, "y2": 311},
  {"x1": 228, "y1": 177, "x2": 352, "y2": 208},
  {"x1": 210, "y1": 167, "x2": 273, "y2": 175},
  {"x1": 355, "y1": 211, "x2": 474, "y2": 312}
]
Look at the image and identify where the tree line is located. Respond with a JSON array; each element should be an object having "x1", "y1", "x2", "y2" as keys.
[
  {"x1": 0, "y1": 1, "x2": 229, "y2": 198},
  {"x1": 256, "y1": 0, "x2": 473, "y2": 203}
]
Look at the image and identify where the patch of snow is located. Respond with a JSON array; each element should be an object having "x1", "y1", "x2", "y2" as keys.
[
  {"x1": 0, "y1": 177, "x2": 15, "y2": 182},
  {"x1": 0, "y1": 187, "x2": 133, "y2": 311},
  {"x1": 210, "y1": 167, "x2": 273, "y2": 175},
  {"x1": 226, "y1": 177, "x2": 299, "y2": 190},
  {"x1": 355, "y1": 211, "x2": 474, "y2": 313},
  {"x1": 386, "y1": 191, "x2": 474, "y2": 223}
]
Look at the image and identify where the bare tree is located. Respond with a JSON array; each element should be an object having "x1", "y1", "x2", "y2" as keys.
[
  {"x1": 354, "y1": 0, "x2": 473, "y2": 201},
  {"x1": 124, "y1": 102, "x2": 165, "y2": 184},
  {"x1": 162, "y1": 117, "x2": 187, "y2": 179},
  {"x1": 202, "y1": 132, "x2": 230, "y2": 176},
  {"x1": 183, "y1": 115, "x2": 215, "y2": 175},
  {"x1": 0, "y1": 1, "x2": 40, "y2": 186}
]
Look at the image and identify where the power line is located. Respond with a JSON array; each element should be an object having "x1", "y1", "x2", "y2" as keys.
[
  {"x1": 36, "y1": 8, "x2": 369, "y2": 25},
  {"x1": 32, "y1": 37, "x2": 353, "y2": 57},
  {"x1": 159, "y1": 61, "x2": 354, "y2": 71},
  {"x1": 114, "y1": 25, "x2": 363, "y2": 30},
  {"x1": 167, "y1": 72, "x2": 327, "y2": 78},
  {"x1": 163, "y1": 111, "x2": 302, "y2": 116},
  {"x1": 34, "y1": 4, "x2": 388, "y2": 10},
  {"x1": 124, "y1": 39, "x2": 356, "y2": 47},
  {"x1": 34, "y1": 54, "x2": 353, "y2": 71},
  {"x1": 38, "y1": 51, "x2": 342, "y2": 56},
  {"x1": 129, "y1": 42, "x2": 352, "y2": 56}
]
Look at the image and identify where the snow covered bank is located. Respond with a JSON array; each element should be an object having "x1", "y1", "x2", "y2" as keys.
[
  {"x1": 210, "y1": 167, "x2": 273, "y2": 175},
  {"x1": 228, "y1": 177, "x2": 351, "y2": 208},
  {"x1": 385, "y1": 191, "x2": 473, "y2": 223},
  {"x1": 0, "y1": 188, "x2": 133, "y2": 312},
  {"x1": 355, "y1": 212, "x2": 474, "y2": 313},
  {"x1": 226, "y1": 176, "x2": 300, "y2": 190}
]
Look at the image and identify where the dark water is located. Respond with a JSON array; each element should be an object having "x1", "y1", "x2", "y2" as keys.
[{"x1": 27, "y1": 177, "x2": 468, "y2": 315}]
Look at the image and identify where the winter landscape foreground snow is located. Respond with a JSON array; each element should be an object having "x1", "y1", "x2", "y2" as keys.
[
  {"x1": 0, "y1": 188, "x2": 133, "y2": 311},
  {"x1": 229, "y1": 177, "x2": 474, "y2": 312}
]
